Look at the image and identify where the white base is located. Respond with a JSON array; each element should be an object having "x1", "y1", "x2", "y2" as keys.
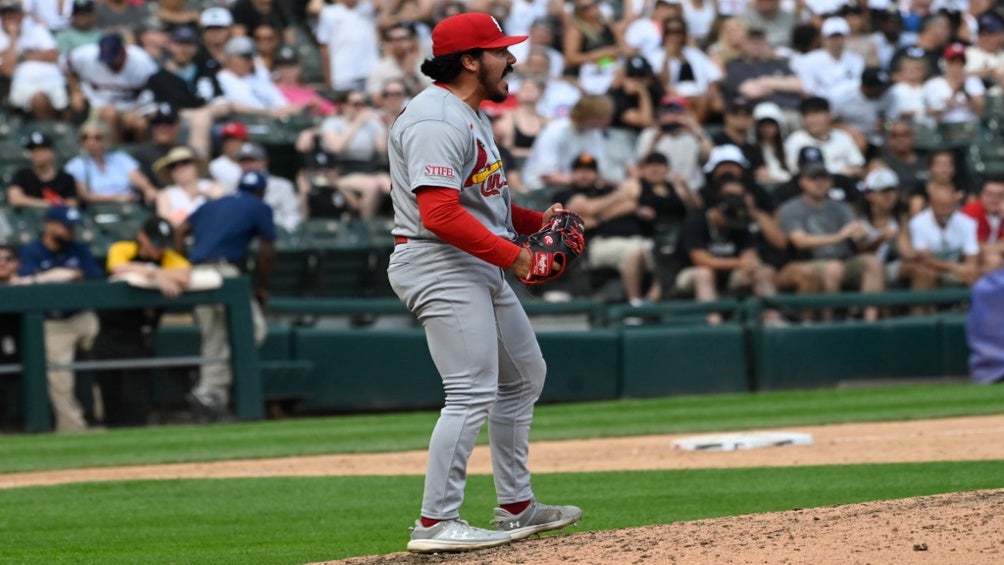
[{"x1": 672, "y1": 431, "x2": 814, "y2": 452}]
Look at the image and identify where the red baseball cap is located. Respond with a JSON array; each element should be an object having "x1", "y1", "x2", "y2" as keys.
[
  {"x1": 220, "y1": 122, "x2": 248, "y2": 140},
  {"x1": 431, "y1": 12, "x2": 527, "y2": 57},
  {"x1": 943, "y1": 42, "x2": 966, "y2": 61}
]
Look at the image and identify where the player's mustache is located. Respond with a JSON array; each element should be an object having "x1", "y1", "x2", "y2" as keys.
[{"x1": 503, "y1": 65, "x2": 514, "y2": 77}]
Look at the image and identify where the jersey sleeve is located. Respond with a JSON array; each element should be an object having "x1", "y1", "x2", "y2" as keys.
[
  {"x1": 106, "y1": 241, "x2": 138, "y2": 270},
  {"x1": 74, "y1": 244, "x2": 105, "y2": 279},
  {"x1": 161, "y1": 249, "x2": 191, "y2": 269},
  {"x1": 399, "y1": 119, "x2": 469, "y2": 192},
  {"x1": 255, "y1": 202, "x2": 277, "y2": 242},
  {"x1": 16, "y1": 243, "x2": 41, "y2": 276}
]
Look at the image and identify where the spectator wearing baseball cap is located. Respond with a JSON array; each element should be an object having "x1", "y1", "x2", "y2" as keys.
[
  {"x1": 208, "y1": 123, "x2": 250, "y2": 194},
  {"x1": 924, "y1": 43, "x2": 986, "y2": 126},
  {"x1": 174, "y1": 166, "x2": 274, "y2": 423},
  {"x1": 773, "y1": 144, "x2": 863, "y2": 208},
  {"x1": 633, "y1": 93, "x2": 711, "y2": 194},
  {"x1": 828, "y1": 67, "x2": 894, "y2": 152},
  {"x1": 194, "y1": 7, "x2": 234, "y2": 77},
  {"x1": 216, "y1": 35, "x2": 300, "y2": 119},
  {"x1": 776, "y1": 157, "x2": 887, "y2": 322},
  {"x1": 793, "y1": 16, "x2": 865, "y2": 99},
  {"x1": 274, "y1": 44, "x2": 337, "y2": 117},
  {"x1": 16, "y1": 204, "x2": 104, "y2": 432},
  {"x1": 63, "y1": 32, "x2": 160, "y2": 142},
  {"x1": 127, "y1": 102, "x2": 185, "y2": 189},
  {"x1": 234, "y1": 142, "x2": 303, "y2": 232},
  {"x1": 712, "y1": 96, "x2": 763, "y2": 173},
  {"x1": 5, "y1": 132, "x2": 80, "y2": 209},
  {"x1": 859, "y1": 166, "x2": 904, "y2": 285},
  {"x1": 552, "y1": 151, "x2": 663, "y2": 307},
  {"x1": 95, "y1": 214, "x2": 193, "y2": 427},
  {"x1": 57, "y1": 0, "x2": 102, "y2": 56},
  {"x1": 605, "y1": 55, "x2": 663, "y2": 152},
  {"x1": 145, "y1": 25, "x2": 218, "y2": 106},
  {"x1": 966, "y1": 12, "x2": 1004, "y2": 86}
]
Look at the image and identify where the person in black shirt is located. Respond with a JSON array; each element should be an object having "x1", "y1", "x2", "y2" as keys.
[
  {"x1": 557, "y1": 153, "x2": 662, "y2": 305},
  {"x1": 144, "y1": 25, "x2": 222, "y2": 110},
  {"x1": 141, "y1": 25, "x2": 228, "y2": 159},
  {"x1": 671, "y1": 178, "x2": 782, "y2": 324},
  {"x1": 230, "y1": 0, "x2": 292, "y2": 44},
  {"x1": 130, "y1": 103, "x2": 183, "y2": 189},
  {"x1": 607, "y1": 55, "x2": 664, "y2": 136},
  {"x1": 711, "y1": 96, "x2": 763, "y2": 174},
  {"x1": 5, "y1": 132, "x2": 79, "y2": 209}
]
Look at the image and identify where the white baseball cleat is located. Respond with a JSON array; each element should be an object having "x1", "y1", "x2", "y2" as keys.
[
  {"x1": 407, "y1": 519, "x2": 512, "y2": 553},
  {"x1": 491, "y1": 500, "x2": 583, "y2": 540}
]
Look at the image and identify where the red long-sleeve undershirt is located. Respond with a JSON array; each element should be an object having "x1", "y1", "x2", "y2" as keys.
[{"x1": 415, "y1": 187, "x2": 543, "y2": 268}]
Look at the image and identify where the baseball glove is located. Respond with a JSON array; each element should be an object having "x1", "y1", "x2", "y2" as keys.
[{"x1": 518, "y1": 210, "x2": 586, "y2": 285}]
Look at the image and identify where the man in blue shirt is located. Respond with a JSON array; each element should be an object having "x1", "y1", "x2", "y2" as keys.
[
  {"x1": 175, "y1": 170, "x2": 275, "y2": 421},
  {"x1": 16, "y1": 206, "x2": 104, "y2": 432}
]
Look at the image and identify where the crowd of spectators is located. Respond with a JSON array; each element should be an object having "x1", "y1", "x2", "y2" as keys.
[{"x1": 3, "y1": 0, "x2": 1004, "y2": 427}]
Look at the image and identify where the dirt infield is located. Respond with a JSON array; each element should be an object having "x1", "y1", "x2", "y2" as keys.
[{"x1": 4, "y1": 415, "x2": 1004, "y2": 563}]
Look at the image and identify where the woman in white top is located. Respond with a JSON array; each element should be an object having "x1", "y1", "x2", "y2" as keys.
[
  {"x1": 653, "y1": 17, "x2": 723, "y2": 121},
  {"x1": 751, "y1": 101, "x2": 791, "y2": 185},
  {"x1": 153, "y1": 146, "x2": 222, "y2": 227},
  {"x1": 679, "y1": 0, "x2": 716, "y2": 46}
]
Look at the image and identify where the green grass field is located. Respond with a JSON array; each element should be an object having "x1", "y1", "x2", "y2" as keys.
[{"x1": 2, "y1": 382, "x2": 1003, "y2": 564}]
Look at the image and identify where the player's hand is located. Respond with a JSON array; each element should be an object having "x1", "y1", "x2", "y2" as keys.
[
  {"x1": 159, "y1": 276, "x2": 185, "y2": 299},
  {"x1": 510, "y1": 246, "x2": 534, "y2": 280},
  {"x1": 541, "y1": 202, "x2": 564, "y2": 226}
]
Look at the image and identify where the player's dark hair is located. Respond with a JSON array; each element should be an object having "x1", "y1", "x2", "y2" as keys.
[{"x1": 420, "y1": 48, "x2": 484, "y2": 82}]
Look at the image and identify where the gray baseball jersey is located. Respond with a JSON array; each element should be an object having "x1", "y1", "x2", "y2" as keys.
[
  {"x1": 388, "y1": 85, "x2": 516, "y2": 241},
  {"x1": 386, "y1": 83, "x2": 547, "y2": 521}
]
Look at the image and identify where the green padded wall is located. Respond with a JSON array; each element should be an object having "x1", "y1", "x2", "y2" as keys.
[
  {"x1": 755, "y1": 317, "x2": 944, "y2": 390},
  {"x1": 620, "y1": 325, "x2": 748, "y2": 397},
  {"x1": 536, "y1": 330, "x2": 620, "y2": 403},
  {"x1": 293, "y1": 328, "x2": 444, "y2": 412},
  {"x1": 938, "y1": 313, "x2": 970, "y2": 377}
]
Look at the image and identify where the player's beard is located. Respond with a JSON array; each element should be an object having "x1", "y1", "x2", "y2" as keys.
[{"x1": 479, "y1": 64, "x2": 514, "y2": 103}]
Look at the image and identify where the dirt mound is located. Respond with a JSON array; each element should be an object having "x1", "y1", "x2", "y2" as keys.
[{"x1": 327, "y1": 489, "x2": 1004, "y2": 565}]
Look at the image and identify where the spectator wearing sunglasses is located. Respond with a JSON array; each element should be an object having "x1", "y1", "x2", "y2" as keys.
[
  {"x1": 66, "y1": 121, "x2": 159, "y2": 205},
  {"x1": 366, "y1": 22, "x2": 431, "y2": 102},
  {"x1": 215, "y1": 35, "x2": 302, "y2": 118}
]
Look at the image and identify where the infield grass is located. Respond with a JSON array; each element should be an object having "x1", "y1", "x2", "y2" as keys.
[
  {"x1": 1, "y1": 461, "x2": 1003, "y2": 564},
  {"x1": 2, "y1": 382, "x2": 1003, "y2": 473}
]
